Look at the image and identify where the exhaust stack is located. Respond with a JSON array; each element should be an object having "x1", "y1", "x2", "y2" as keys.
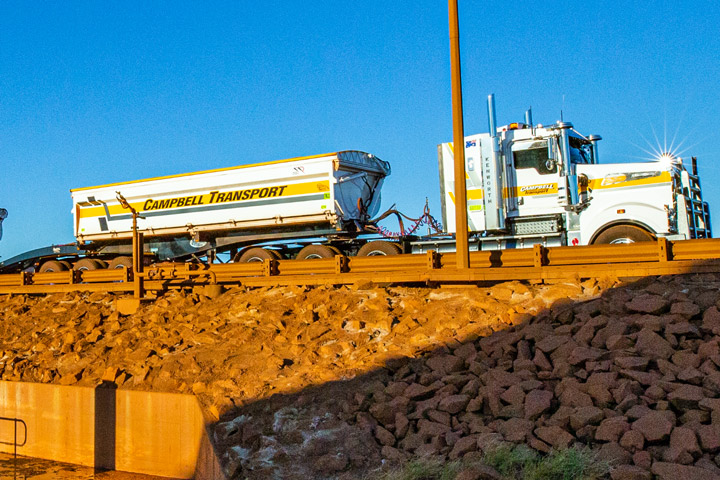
[
  {"x1": 482, "y1": 94, "x2": 505, "y2": 230},
  {"x1": 588, "y1": 135, "x2": 602, "y2": 164}
]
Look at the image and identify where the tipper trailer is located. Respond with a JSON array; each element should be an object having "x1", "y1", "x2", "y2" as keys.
[{"x1": 0, "y1": 95, "x2": 712, "y2": 274}]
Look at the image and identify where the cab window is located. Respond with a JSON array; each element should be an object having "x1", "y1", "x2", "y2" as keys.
[{"x1": 513, "y1": 142, "x2": 556, "y2": 175}]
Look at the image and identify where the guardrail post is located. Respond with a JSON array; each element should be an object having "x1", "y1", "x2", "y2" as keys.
[
  {"x1": 263, "y1": 259, "x2": 277, "y2": 277},
  {"x1": 335, "y1": 255, "x2": 349, "y2": 274},
  {"x1": 426, "y1": 250, "x2": 441, "y2": 269},
  {"x1": 657, "y1": 237, "x2": 671, "y2": 262},
  {"x1": 533, "y1": 244, "x2": 547, "y2": 267}
]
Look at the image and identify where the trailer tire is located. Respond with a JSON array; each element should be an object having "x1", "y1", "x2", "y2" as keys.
[
  {"x1": 237, "y1": 247, "x2": 279, "y2": 263},
  {"x1": 38, "y1": 260, "x2": 69, "y2": 272},
  {"x1": 358, "y1": 241, "x2": 401, "y2": 256},
  {"x1": 73, "y1": 258, "x2": 102, "y2": 271},
  {"x1": 108, "y1": 256, "x2": 134, "y2": 270},
  {"x1": 593, "y1": 225, "x2": 655, "y2": 244},
  {"x1": 296, "y1": 245, "x2": 336, "y2": 260}
]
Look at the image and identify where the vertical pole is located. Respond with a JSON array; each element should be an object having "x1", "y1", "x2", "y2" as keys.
[
  {"x1": 116, "y1": 192, "x2": 145, "y2": 299},
  {"x1": 132, "y1": 213, "x2": 144, "y2": 299},
  {"x1": 449, "y1": 0, "x2": 470, "y2": 269}
]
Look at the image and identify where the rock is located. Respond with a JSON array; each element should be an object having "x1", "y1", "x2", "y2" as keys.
[
  {"x1": 616, "y1": 357, "x2": 650, "y2": 370},
  {"x1": 404, "y1": 382, "x2": 435, "y2": 400},
  {"x1": 536, "y1": 335, "x2": 571, "y2": 353},
  {"x1": 426, "y1": 354, "x2": 465, "y2": 375},
  {"x1": 499, "y1": 384, "x2": 525, "y2": 405},
  {"x1": 610, "y1": 465, "x2": 652, "y2": 480},
  {"x1": 667, "y1": 384, "x2": 704, "y2": 410},
  {"x1": 672, "y1": 350, "x2": 701, "y2": 369},
  {"x1": 524, "y1": 389, "x2": 553, "y2": 420},
  {"x1": 449, "y1": 435, "x2": 479, "y2": 459},
  {"x1": 620, "y1": 430, "x2": 645, "y2": 452},
  {"x1": 632, "y1": 411, "x2": 674, "y2": 443},
  {"x1": 701, "y1": 307, "x2": 720, "y2": 334},
  {"x1": 438, "y1": 394, "x2": 471, "y2": 414},
  {"x1": 635, "y1": 329, "x2": 675, "y2": 360},
  {"x1": 633, "y1": 450, "x2": 652, "y2": 470},
  {"x1": 651, "y1": 461, "x2": 719, "y2": 480},
  {"x1": 626, "y1": 294, "x2": 669, "y2": 314},
  {"x1": 568, "y1": 346, "x2": 604, "y2": 365},
  {"x1": 417, "y1": 419, "x2": 451, "y2": 440},
  {"x1": 534, "y1": 425, "x2": 574, "y2": 448},
  {"x1": 495, "y1": 418, "x2": 534, "y2": 443},
  {"x1": 597, "y1": 441, "x2": 632, "y2": 465},
  {"x1": 380, "y1": 445, "x2": 407, "y2": 462},
  {"x1": 698, "y1": 424, "x2": 720, "y2": 453},
  {"x1": 596, "y1": 417, "x2": 631, "y2": 443},
  {"x1": 569, "y1": 406, "x2": 605, "y2": 431},
  {"x1": 559, "y1": 387, "x2": 593, "y2": 408},
  {"x1": 670, "y1": 427, "x2": 701, "y2": 456},
  {"x1": 374, "y1": 425, "x2": 395, "y2": 446}
]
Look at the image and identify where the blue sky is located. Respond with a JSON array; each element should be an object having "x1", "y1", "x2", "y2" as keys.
[{"x1": 1, "y1": 1, "x2": 719, "y2": 259}]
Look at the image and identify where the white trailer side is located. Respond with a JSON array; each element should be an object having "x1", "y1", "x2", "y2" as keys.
[{"x1": 71, "y1": 151, "x2": 389, "y2": 243}]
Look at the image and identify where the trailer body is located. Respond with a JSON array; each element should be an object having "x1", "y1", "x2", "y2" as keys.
[{"x1": 71, "y1": 151, "x2": 389, "y2": 244}]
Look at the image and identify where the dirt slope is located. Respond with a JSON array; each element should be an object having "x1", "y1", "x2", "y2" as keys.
[{"x1": 2, "y1": 274, "x2": 719, "y2": 479}]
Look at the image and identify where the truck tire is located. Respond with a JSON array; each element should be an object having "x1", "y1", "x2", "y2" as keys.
[
  {"x1": 593, "y1": 225, "x2": 655, "y2": 244},
  {"x1": 73, "y1": 258, "x2": 102, "y2": 271},
  {"x1": 38, "y1": 260, "x2": 69, "y2": 272},
  {"x1": 108, "y1": 256, "x2": 134, "y2": 270},
  {"x1": 358, "y1": 241, "x2": 401, "y2": 256},
  {"x1": 237, "y1": 247, "x2": 280, "y2": 263},
  {"x1": 296, "y1": 245, "x2": 336, "y2": 260}
]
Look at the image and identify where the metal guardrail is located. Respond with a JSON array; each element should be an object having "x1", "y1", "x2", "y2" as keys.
[
  {"x1": 0, "y1": 238, "x2": 719, "y2": 294},
  {"x1": 0, "y1": 416, "x2": 27, "y2": 460}
]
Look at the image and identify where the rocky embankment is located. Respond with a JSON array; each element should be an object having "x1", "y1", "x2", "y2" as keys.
[{"x1": 2, "y1": 274, "x2": 720, "y2": 479}]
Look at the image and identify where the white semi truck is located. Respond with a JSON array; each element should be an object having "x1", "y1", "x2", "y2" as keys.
[
  {"x1": 0, "y1": 95, "x2": 712, "y2": 273},
  {"x1": 422, "y1": 95, "x2": 712, "y2": 252}
]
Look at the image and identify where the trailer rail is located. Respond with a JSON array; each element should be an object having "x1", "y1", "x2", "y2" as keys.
[{"x1": 0, "y1": 238, "x2": 719, "y2": 296}]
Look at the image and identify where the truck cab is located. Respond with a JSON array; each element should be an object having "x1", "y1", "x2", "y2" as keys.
[{"x1": 433, "y1": 95, "x2": 712, "y2": 252}]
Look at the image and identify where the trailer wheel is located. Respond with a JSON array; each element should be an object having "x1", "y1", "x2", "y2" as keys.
[
  {"x1": 296, "y1": 245, "x2": 337, "y2": 260},
  {"x1": 108, "y1": 256, "x2": 134, "y2": 270},
  {"x1": 38, "y1": 260, "x2": 69, "y2": 272},
  {"x1": 358, "y1": 241, "x2": 401, "y2": 256},
  {"x1": 593, "y1": 225, "x2": 655, "y2": 244},
  {"x1": 236, "y1": 247, "x2": 279, "y2": 263},
  {"x1": 73, "y1": 258, "x2": 102, "y2": 271}
]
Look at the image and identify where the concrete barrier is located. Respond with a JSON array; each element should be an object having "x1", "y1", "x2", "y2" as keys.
[{"x1": 0, "y1": 380, "x2": 226, "y2": 479}]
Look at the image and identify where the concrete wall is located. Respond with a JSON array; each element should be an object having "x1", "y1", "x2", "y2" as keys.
[{"x1": 0, "y1": 380, "x2": 226, "y2": 480}]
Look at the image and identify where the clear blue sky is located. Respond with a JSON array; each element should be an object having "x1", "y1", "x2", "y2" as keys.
[{"x1": 1, "y1": 1, "x2": 719, "y2": 259}]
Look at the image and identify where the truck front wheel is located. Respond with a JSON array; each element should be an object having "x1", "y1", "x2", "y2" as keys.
[
  {"x1": 358, "y1": 241, "x2": 401, "y2": 256},
  {"x1": 593, "y1": 225, "x2": 655, "y2": 244}
]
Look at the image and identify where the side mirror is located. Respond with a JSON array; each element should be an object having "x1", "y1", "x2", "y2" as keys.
[{"x1": 545, "y1": 159, "x2": 557, "y2": 172}]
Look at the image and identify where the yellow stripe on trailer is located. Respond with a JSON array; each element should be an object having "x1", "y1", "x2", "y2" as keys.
[{"x1": 77, "y1": 180, "x2": 330, "y2": 219}]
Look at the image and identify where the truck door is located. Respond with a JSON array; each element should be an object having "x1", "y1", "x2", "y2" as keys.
[{"x1": 509, "y1": 140, "x2": 562, "y2": 217}]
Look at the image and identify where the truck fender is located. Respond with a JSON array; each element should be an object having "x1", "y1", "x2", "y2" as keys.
[{"x1": 588, "y1": 220, "x2": 656, "y2": 244}]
